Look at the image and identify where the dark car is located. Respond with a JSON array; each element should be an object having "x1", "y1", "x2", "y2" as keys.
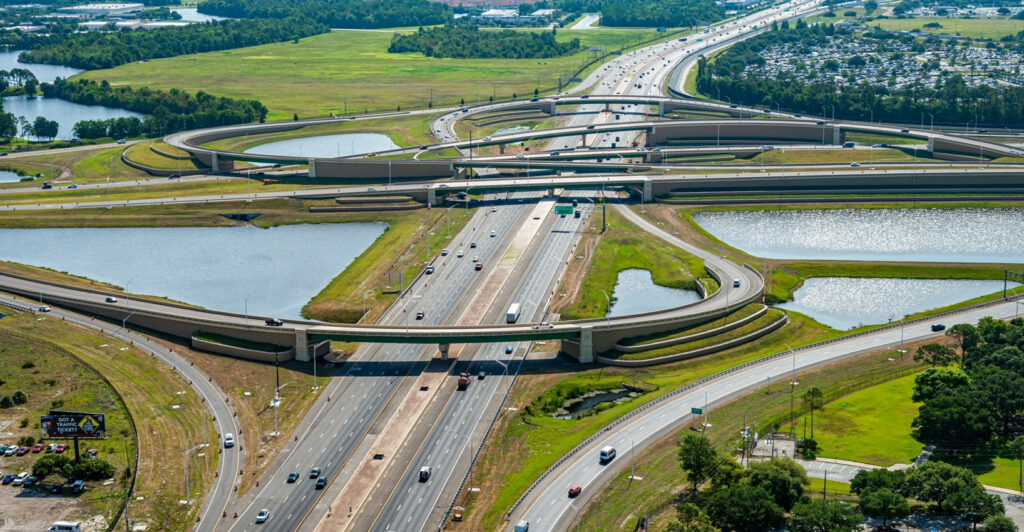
[
  {"x1": 265, "y1": 318, "x2": 284, "y2": 326},
  {"x1": 931, "y1": 324, "x2": 946, "y2": 332},
  {"x1": 416, "y1": 311, "x2": 425, "y2": 320},
  {"x1": 315, "y1": 477, "x2": 327, "y2": 489},
  {"x1": 287, "y1": 472, "x2": 299, "y2": 483},
  {"x1": 23, "y1": 476, "x2": 37, "y2": 488},
  {"x1": 2, "y1": 473, "x2": 15, "y2": 484}
]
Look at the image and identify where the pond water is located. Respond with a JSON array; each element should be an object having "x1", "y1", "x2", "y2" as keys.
[
  {"x1": 0, "y1": 223, "x2": 387, "y2": 320},
  {"x1": 607, "y1": 268, "x2": 701, "y2": 317},
  {"x1": 172, "y1": 8, "x2": 233, "y2": 22},
  {"x1": 244, "y1": 133, "x2": 400, "y2": 158},
  {"x1": 776, "y1": 277, "x2": 1019, "y2": 330},
  {"x1": 692, "y1": 208, "x2": 1024, "y2": 263},
  {"x1": 0, "y1": 170, "x2": 24, "y2": 184},
  {"x1": 0, "y1": 50, "x2": 84, "y2": 83},
  {"x1": 2, "y1": 95, "x2": 145, "y2": 140},
  {"x1": 555, "y1": 389, "x2": 635, "y2": 419}
]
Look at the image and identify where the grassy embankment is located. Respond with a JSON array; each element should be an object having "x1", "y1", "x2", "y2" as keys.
[
  {"x1": 122, "y1": 140, "x2": 202, "y2": 171},
  {"x1": 0, "y1": 145, "x2": 154, "y2": 190},
  {"x1": 453, "y1": 309, "x2": 842, "y2": 531},
  {"x1": 0, "y1": 310, "x2": 215, "y2": 530},
  {"x1": 868, "y1": 16, "x2": 1024, "y2": 39},
  {"x1": 743, "y1": 147, "x2": 916, "y2": 164},
  {"x1": 81, "y1": 28, "x2": 662, "y2": 121},
  {"x1": 577, "y1": 342, "x2": 927, "y2": 531},
  {"x1": 557, "y1": 208, "x2": 708, "y2": 320},
  {"x1": 607, "y1": 308, "x2": 787, "y2": 361}
]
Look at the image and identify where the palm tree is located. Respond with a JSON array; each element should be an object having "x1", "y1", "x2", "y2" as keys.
[{"x1": 801, "y1": 387, "x2": 824, "y2": 439}]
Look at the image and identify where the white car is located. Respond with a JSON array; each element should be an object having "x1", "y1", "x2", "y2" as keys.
[
  {"x1": 256, "y1": 509, "x2": 270, "y2": 523},
  {"x1": 490, "y1": 231, "x2": 497, "y2": 237},
  {"x1": 105, "y1": 296, "x2": 118, "y2": 303},
  {"x1": 38, "y1": 306, "x2": 51, "y2": 312},
  {"x1": 456, "y1": 250, "x2": 464, "y2": 258},
  {"x1": 223, "y1": 434, "x2": 235, "y2": 448},
  {"x1": 13, "y1": 472, "x2": 28, "y2": 486}
]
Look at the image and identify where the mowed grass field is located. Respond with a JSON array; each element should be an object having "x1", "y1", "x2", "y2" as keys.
[
  {"x1": 867, "y1": 16, "x2": 1024, "y2": 39},
  {"x1": 80, "y1": 28, "x2": 661, "y2": 121}
]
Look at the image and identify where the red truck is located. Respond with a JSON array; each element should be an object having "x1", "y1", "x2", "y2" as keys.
[{"x1": 457, "y1": 372, "x2": 470, "y2": 390}]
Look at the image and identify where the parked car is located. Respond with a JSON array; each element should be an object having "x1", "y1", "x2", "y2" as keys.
[
  {"x1": 55, "y1": 444, "x2": 68, "y2": 454},
  {"x1": 45, "y1": 444, "x2": 56, "y2": 453},
  {"x1": 71, "y1": 480, "x2": 84, "y2": 493},
  {"x1": 16, "y1": 446, "x2": 29, "y2": 456},
  {"x1": 22, "y1": 475, "x2": 36, "y2": 487},
  {"x1": 85, "y1": 449, "x2": 98, "y2": 458},
  {"x1": 32, "y1": 443, "x2": 44, "y2": 453},
  {"x1": 2, "y1": 473, "x2": 15, "y2": 484},
  {"x1": 13, "y1": 472, "x2": 29, "y2": 486}
]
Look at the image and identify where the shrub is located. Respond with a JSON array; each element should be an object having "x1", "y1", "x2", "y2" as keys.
[
  {"x1": 0, "y1": 396, "x2": 13, "y2": 408},
  {"x1": 12, "y1": 390, "x2": 27, "y2": 404},
  {"x1": 21, "y1": 361, "x2": 35, "y2": 369}
]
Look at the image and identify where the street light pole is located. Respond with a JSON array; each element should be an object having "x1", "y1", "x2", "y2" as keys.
[{"x1": 601, "y1": 290, "x2": 611, "y2": 328}]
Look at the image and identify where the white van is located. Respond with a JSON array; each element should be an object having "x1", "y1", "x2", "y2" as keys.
[
  {"x1": 48, "y1": 522, "x2": 81, "y2": 532},
  {"x1": 223, "y1": 434, "x2": 235, "y2": 448},
  {"x1": 514, "y1": 520, "x2": 530, "y2": 532},
  {"x1": 600, "y1": 446, "x2": 616, "y2": 462}
]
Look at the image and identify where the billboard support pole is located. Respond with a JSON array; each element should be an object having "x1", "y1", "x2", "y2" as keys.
[{"x1": 74, "y1": 436, "x2": 80, "y2": 462}]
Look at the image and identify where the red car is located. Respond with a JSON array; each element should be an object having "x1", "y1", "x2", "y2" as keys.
[
  {"x1": 86, "y1": 449, "x2": 98, "y2": 458},
  {"x1": 568, "y1": 485, "x2": 582, "y2": 498},
  {"x1": 16, "y1": 446, "x2": 29, "y2": 456},
  {"x1": 55, "y1": 444, "x2": 67, "y2": 453},
  {"x1": 31, "y1": 443, "x2": 43, "y2": 453},
  {"x1": 474, "y1": 262, "x2": 482, "y2": 271}
]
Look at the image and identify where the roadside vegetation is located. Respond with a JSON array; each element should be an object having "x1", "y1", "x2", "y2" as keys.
[
  {"x1": 388, "y1": 26, "x2": 580, "y2": 59},
  {"x1": 557, "y1": 208, "x2": 707, "y2": 320},
  {"x1": 0, "y1": 310, "x2": 214, "y2": 530}
]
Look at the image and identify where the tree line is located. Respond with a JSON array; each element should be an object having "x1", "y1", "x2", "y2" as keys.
[
  {"x1": 197, "y1": 0, "x2": 452, "y2": 29},
  {"x1": 17, "y1": 18, "x2": 329, "y2": 70},
  {"x1": 696, "y1": 22, "x2": 1024, "y2": 127},
  {"x1": 529, "y1": 0, "x2": 725, "y2": 28},
  {"x1": 42, "y1": 78, "x2": 267, "y2": 136},
  {"x1": 388, "y1": 25, "x2": 581, "y2": 59}
]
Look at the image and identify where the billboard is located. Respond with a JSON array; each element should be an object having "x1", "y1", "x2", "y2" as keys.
[{"x1": 41, "y1": 410, "x2": 106, "y2": 439}]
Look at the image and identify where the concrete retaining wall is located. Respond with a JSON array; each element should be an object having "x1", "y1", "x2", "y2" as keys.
[
  {"x1": 598, "y1": 314, "x2": 788, "y2": 367},
  {"x1": 613, "y1": 304, "x2": 767, "y2": 353},
  {"x1": 120, "y1": 148, "x2": 206, "y2": 177},
  {"x1": 191, "y1": 336, "x2": 294, "y2": 362}
]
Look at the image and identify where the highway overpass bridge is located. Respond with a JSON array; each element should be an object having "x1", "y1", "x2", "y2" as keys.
[
  {"x1": 165, "y1": 100, "x2": 1022, "y2": 180},
  {"x1": 0, "y1": 252, "x2": 762, "y2": 363}
]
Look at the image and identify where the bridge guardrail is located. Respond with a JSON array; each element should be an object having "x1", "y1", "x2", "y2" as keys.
[{"x1": 504, "y1": 291, "x2": 1024, "y2": 521}]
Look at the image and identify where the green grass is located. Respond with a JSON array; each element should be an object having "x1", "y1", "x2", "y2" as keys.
[
  {"x1": 610, "y1": 309, "x2": 786, "y2": 361},
  {"x1": 559, "y1": 208, "x2": 706, "y2": 320},
  {"x1": 618, "y1": 303, "x2": 764, "y2": 346},
  {"x1": 573, "y1": 342, "x2": 926, "y2": 531},
  {"x1": 82, "y1": 28, "x2": 662, "y2": 121},
  {"x1": 787, "y1": 375, "x2": 924, "y2": 467},
  {"x1": 806, "y1": 476, "x2": 852, "y2": 496},
  {"x1": 845, "y1": 132, "x2": 928, "y2": 146},
  {"x1": 745, "y1": 148, "x2": 916, "y2": 165},
  {"x1": 123, "y1": 140, "x2": 201, "y2": 171},
  {"x1": 868, "y1": 16, "x2": 1024, "y2": 39},
  {"x1": 462, "y1": 311, "x2": 841, "y2": 530}
]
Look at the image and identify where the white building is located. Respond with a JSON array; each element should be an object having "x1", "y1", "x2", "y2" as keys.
[{"x1": 58, "y1": 3, "x2": 144, "y2": 18}]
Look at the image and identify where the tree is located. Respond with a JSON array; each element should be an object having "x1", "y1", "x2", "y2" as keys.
[
  {"x1": 23, "y1": 78, "x2": 37, "y2": 96},
  {"x1": 850, "y1": 468, "x2": 906, "y2": 495},
  {"x1": 982, "y1": 515, "x2": 1018, "y2": 532},
  {"x1": 0, "y1": 112, "x2": 17, "y2": 140},
  {"x1": 858, "y1": 488, "x2": 910, "y2": 526},
  {"x1": 801, "y1": 387, "x2": 824, "y2": 439},
  {"x1": 946, "y1": 485, "x2": 1003, "y2": 528},
  {"x1": 0, "y1": 396, "x2": 12, "y2": 408},
  {"x1": 747, "y1": 462, "x2": 803, "y2": 510},
  {"x1": 31, "y1": 116, "x2": 58, "y2": 141},
  {"x1": 668, "y1": 503, "x2": 721, "y2": 532},
  {"x1": 906, "y1": 461, "x2": 979, "y2": 510},
  {"x1": 947, "y1": 323, "x2": 981, "y2": 366},
  {"x1": 788, "y1": 499, "x2": 863, "y2": 532},
  {"x1": 913, "y1": 392, "x2": 995, "y2": 448},
  {"x1": 912, "y1": 367, "x2": 971, "y2": 402},
  {"x1": 11, "y1": 391, "x2": 27, "y2": 405},
  {"x1": 915, "y1": 342, "x2": 957, "y2": 367},
  {"x1": 711, "y1": 455, "x2": 745, "y2": 490},
  {"x1": 679, "y1": 433, "x2": 719, "y2": 491},
  {"x1": 704, "y1": 484, "x2": 786, "y2": 532},
  {"x1": 1008, "y1": 435, "x2": 1024, "y2": 498}
]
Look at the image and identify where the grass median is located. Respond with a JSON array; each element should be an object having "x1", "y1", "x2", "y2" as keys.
[
  {"x1": 557, "y1": 208, "x2": 707, "y2": 320},
  {"x1": 452, "y1": 311, "x2": 839, "y2": 531}
]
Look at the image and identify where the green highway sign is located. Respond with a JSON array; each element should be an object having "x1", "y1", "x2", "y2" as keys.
[
  {"x1": 554, "y1": 205, "x2": 574, "y2": 215},
  {"x1": 691, "y1": 407, "x2": 703, "y2": 415}
]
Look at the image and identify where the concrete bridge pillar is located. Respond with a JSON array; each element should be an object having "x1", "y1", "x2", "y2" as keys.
[
  {"x1": 658, "y1": 102, "x2": 666, "y2": 116},
  {"x1": 581, "y1": 134, "x2": 587, "y2": 146},
  {"x1": 427, "y1": 188, "x2": 437, "y2": 206},
  {"x1": 210, "y1": 152, "x2": 220, "y2": 173},
  {"x1": 308, "y1": 159, "x2": 318, "y2": 178},
  {"x1": 295, "y1": 329, "x2": 310, "y2": 362},
  {"x1": 927, "y1": 138, "x2": 935, "y2": 153},
  {"x1": 546, "y1": 101, "x2": 557, "y2": 115},
  {"x1": 578, "y1": 326, "x2": 594, "y2": 364},
  {"x1": 438, "y1": 343, "x2": 450, "y2": 360},
  {"x1": 642, "y1": 180, "x2": 653, "y2": 203},
  {"x1": 833, "y1": 128, "x2": 842, "y2": 145},
  {"x1": 499, "y1": 144, "x2": 505, "y2": 155},
  {"x1": 604, "y1": 102, "x2": 611, "y2": 112}
]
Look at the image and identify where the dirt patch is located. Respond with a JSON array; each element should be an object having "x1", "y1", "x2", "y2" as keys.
[
  {"x1": 549, "y1": 216, "x2": 601, "y2": 313},
  {"x1": 0, "y1": 488, "x2": 98, "y2": 532}
]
